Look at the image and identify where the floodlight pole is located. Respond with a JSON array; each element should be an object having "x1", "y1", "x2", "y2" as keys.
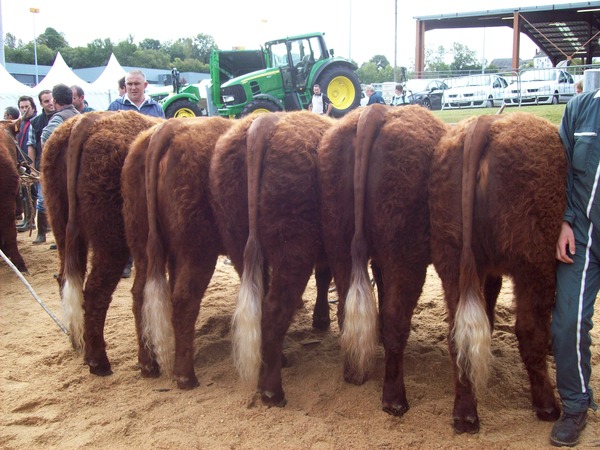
[{"x1": 30, "y1": 7, "x2": 39, "y2": 85}]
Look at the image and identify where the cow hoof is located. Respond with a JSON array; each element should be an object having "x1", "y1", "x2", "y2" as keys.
[
  {"x1": 88, "y1": 363, "x2": 112, "y2": 377},
  {"x1": 453, "y1": 416, "x2": 480, "y2": 434},
  {"x1": 261, "y1": 390, "x2": 287, "y2": 407},
  {"x1": 382, "y1": 402, "x2": 409, "y2": 417},
  {"x1": 140, "y1": 365, "x2": 160, "y2": 379},
  {"x1": 176, "y1": 376, "x2": 200, "y2": 390},
  {"x1": 312, "y1": 316, "x2": 330, "y2": 331},
  {"x1": 343, "y1": 372, "x2": 367, "y2": 386},
  {"x1": 281, "y1": 354, "x2": 290, "y2": 368},
  {"x1": 536, "y1": 405, "x2": 561, "y2": 422}
]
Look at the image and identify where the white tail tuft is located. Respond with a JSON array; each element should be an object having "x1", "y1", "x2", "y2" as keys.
[
  {"x1": 232, "y1": 251, "x2": 263, "y2": 388},
  {"x1": 62, "y1": 275, "x2": 85, "y2": 350},
  {"x1": 142, "y1": 275, "x2": 175, "y2": 377},
  {"x1": 341, "y1": 265, "x2": 378, "y2": 381},
  {"x1": 452, "y1": 288, "x2": 492, "y2": 394}
]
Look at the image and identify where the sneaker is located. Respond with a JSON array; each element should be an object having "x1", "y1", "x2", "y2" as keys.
[
  {"x1": 122, "y1": 266, "x2": 132, "y2": 279},
  {"x1": 550, "y1": 411, "x2": 587, "y2": 447}
]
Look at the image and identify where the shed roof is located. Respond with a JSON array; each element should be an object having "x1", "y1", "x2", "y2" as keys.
[{"x1": 414, "y1": 2, "x2": 600, "y2": 72}]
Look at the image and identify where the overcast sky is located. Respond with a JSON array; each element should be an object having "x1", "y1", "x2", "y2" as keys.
[{"x1": 0, "y1": 0, "x2": 582, "y2": 68}]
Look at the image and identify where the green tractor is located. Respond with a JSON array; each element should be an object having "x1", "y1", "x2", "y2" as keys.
[
  {"x1": 151, "y1": 68, "x2": 205, "y2": 118},
  {"x1": 210, "y1": 32, "x2": 361, "y2": 118}
]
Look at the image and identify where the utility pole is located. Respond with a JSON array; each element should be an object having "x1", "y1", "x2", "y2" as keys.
[{"x1": 394, "y1": 0, "x2": 398, "y2": 82}]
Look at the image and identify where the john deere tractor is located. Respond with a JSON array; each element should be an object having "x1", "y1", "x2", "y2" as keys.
[
  {"x1": 210, "y1": 32, "x2": 361, "y2": 118},
  {"x1": 151, "y1": 68, "x2": 205, "y2": 118}
]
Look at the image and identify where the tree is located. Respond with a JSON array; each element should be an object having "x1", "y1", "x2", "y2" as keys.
[
  {"x1": 370, "y1": 54, "x2": 390, "y2": 69},
  {"x1": 139, "y1": 38, "x2": 161, "y2": 51},
  {"x1": 448, "y1": 42, "x2": 480, "y2": 72},
  {"x1": 37, "y1": 27, "x2": 68, "y2": 51},
  {"x1": 194, "y1": 33, "x2": 218, "y2": 64},
  {"x1": 424, "y1": 46, "x2": 450, "y2": 73}
]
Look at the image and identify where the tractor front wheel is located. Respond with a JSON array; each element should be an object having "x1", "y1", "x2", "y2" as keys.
[
  {"x1": 317, "y1": 67, "x2": 362, "y2": 118},
  {"x1": 165, "y1": 99, "x2": 204, "y2": 118},
  {"x1": 241, "y1": 99, "x2": 281, "y2": 117}
]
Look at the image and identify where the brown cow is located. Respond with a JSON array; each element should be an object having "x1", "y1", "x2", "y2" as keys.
[
  {"x1": 121, "y1": 117, "x2": 233, "y2": 387},
  {"x1": 210, "y1": 111, "x2": 334, "y2": 406},
  {"x1": 0, "y1": 119, "x2": 27, "y2": 272},
  {"x1": 42, "y1": 111, "x2": 162, "y2": 375},
  {"x1": 319, "y1": 104, "x2": 448, "y2": 415},
  {"x1": 428, "y1": 112, "x2": 564, "y2": 433}
]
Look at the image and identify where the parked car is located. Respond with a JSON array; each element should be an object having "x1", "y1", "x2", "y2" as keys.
[
  {"x1": 503, "y1": 68, "x2": 575, "y2": 105},
  {"x1": 442, "y1": 74, "x2": 508, "y2": 109},
  {"x1": 404, "y1": 78, "x2": 449, "y2": 110}
]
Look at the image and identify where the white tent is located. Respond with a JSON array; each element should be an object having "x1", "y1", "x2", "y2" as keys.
[
  {"x1": 34, "y1": 52, "x2": 92, "y2": 92},
  {"x1": 86, "y1": 53, "x2": 127, "y2": 110},
  {"x1": 0, "y1": 63, "x2": 34, "y2": 115},
  {"x1": 89, "y1": 53, "x2": 127, "y2": 91}
]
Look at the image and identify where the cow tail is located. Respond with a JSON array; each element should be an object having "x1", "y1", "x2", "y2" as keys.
[
  {"x1": 341, "y1": 105, "x2": 385, "y2": 381},
  {"x1": 143, "y1": 121, "x2": 176, "y2": 376},
  {"x1": 454, "y1": 115, "x2": 497, "y2": 394},
  {"x1": 232, "y1": 114, "x2": 280, "y2": 388},
  {"x1": 62, "y1": 113, "x2": 102, "y2": 350}
]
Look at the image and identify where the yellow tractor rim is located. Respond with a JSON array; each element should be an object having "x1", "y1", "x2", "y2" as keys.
[
  {"x1": 326, "y1": 76, "x2": 356, "y2": 110},
  {"x1": 173, "y1": 107, "x2": 197, "y2": 118}
]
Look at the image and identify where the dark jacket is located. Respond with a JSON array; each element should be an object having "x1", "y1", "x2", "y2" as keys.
[
  {"x1": 107, "y1": 95, "x2": 165, "y2": 118},
  {"x1": 367, "y1": 92, "x2": 386, "y2": 105}
]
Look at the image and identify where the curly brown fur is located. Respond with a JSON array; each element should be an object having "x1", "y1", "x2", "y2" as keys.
[
  {"x1": 319, "y1": 104, "x2": 448, "y2": 416},
  {"x1": 429, "y1": 111, "x2": 564, "y2": 434},
  {"x1": 42, "y1": 110, "x2": 162, "y2": 376},
  {"x1": 210, "y1": 110, "x2": 334, "y2": 406},
  {"x1": 0, "y1": 121, "x2": 27, "y2": 272},
  {"x1": 122, "y1": 117, "x2": 233, "y2": 388}
]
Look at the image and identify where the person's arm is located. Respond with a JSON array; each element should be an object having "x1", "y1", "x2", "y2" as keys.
[
  {"x1": 556, "y1": 221, "x2": 575, "y2": 263},
  {"x1": 558, "y1": 101, "x2": 576, "y2": 227},
  {"x1": 325, "y1": 102, "x2": 333, "y2": 116}
]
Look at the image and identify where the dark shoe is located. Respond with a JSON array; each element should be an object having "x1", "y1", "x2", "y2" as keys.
[
  {"x1": 17, "y1": 222, "x2": 35, "y2": 232},
  {"x1": 122, "y1": 263, "x2": 132, "y2": 279},
  {"x1": 32, "y1": 233, "x2": 46, "y2": 245},
  {"x1": 49, "y1": 244, "x2": 57, "y2": 250},
  {"x1": 550, "y1": 411, "x2": 587, "y2": 447}
]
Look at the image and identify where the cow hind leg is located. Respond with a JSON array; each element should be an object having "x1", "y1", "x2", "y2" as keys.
[
  {"x1": 82, "y1": 248, "x2": 129, "y2": 376},
  {"x1": 434, "y1": 248, "x2": 480, "y2": 434},
  {"x1": 258, "y1": 271, "x2": 312, "y2": 407},
  {"x1": 512, "y1": 272, "x2": 561, "y2": 421},
  {"x1": 130, "y1": 257, "x2": 159, "y2": 378},
  {"x1": 170, "y1": 257, "x2": 217, "y2": 390},
  {"x1": 380, "y1": 262, "x2": 427, "y2": 417},
  {"x1": 312, "y1": 259, "x2": 332, "y2": 331}
]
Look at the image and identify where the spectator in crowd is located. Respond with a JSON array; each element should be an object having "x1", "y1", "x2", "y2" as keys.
[
  {"x1": 308, "y1": 84, "x2": 333, "y2": 116},
  {"x1": 575, "y1": 80, "x2": 583, "y2": 94},
  {"x1": 390, "y1": 84, "x2": 408, "y2": 106},
  {"x1": 15, "y1": 96, "x2": 37, "y2": 233},
  {"x1": 550, "y1": 84, "x2": 599, "y2": 447},
  {"x1": 33, "y1": 84, "x2": 79, "y2": 245},
  {"x1": 364, "y1": 85, "x2": 386, "y2": 105},
  {"x1": 25, "y1": 89, "x2": 55, "y2": 242},
  {"x1": 71, "y1": 85, "x2": 95, "y2": 113},
  {"x1": 4, "y1": 106, "x2": 19, "y2": 120},
  {"x1": 118, "y1": 76, "x2": 126, "y2": 96},
  {"x1": 108, "y1": 70, "x2": 164, "y2": 277},
  {"x1": 108, "y1": 70, "x2": 165, "y2": 118}
]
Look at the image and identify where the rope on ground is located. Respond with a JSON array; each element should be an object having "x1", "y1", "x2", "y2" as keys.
[{"x1": 0, "y1": 248, "x2": 69, "y2": 335}]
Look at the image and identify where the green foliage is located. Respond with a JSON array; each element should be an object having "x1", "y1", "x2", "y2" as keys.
[
  {"x1": 370, "y1": 54, "x2": 390, "y2": 69},
  {"x1": 431, "y1": 104, "x2": 566, "y2": 125},
  {"x1": 356, "y1": 61, "x2": 394, "y2": 84},
  {"x1": 3, "y1": 30, "x2": 218, "y2": 71}
]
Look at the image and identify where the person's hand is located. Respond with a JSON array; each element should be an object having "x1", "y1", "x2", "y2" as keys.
[{"x1": 556, "y1": 221, "x2": 575, "y2": 263}]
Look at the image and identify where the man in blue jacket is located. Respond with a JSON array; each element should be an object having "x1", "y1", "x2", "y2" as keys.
[
  {"x1": 107, "y1": 70, "x2": 165, "y2": 118},
  {"x1": 551, "y1": 88, "x2": 599, "y2": 447}
]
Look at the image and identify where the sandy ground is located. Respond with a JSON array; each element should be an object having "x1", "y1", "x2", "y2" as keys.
[{"x1": 1, "y1": 231, "x2": 598, "y2": 449}]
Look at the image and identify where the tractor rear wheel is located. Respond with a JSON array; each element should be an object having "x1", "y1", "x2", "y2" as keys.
[
  {"x1": 317, "y1": 67, "x2": 361, "y2": 118},
  {"x1": 165, "y1": 99, "x2": 204, "y2": 118},
  {"x1": 241, "y1": 99, "x2": 281, "y2": 116}
]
